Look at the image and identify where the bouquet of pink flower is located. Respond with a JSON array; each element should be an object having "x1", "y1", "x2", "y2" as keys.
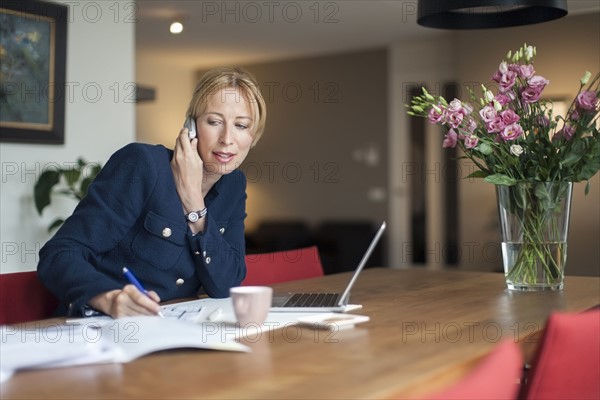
[
  {"x1": 407, "y1": 44, "x2": 599, "y2": 290},
  {"x1": 408, "y1": 44, "x2": 600, "y2": 193}
]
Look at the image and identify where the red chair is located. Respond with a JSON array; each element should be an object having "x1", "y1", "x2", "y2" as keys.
[
  {"x1": 0, "y1": 271, "x2": 59, "y2": 324},
  {"x1": 243, "y1": 246, "x2": 324, "y2": 286},
  {"x1": 522, "y1": 310, "x2": 600, "y2": 400},
  {"x1": 425, "y1": 340, "x2": 523, "y2": 400}
]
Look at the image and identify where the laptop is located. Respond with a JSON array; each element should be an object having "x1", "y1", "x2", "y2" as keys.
[{"x1": 270, "y1": 221, "x2": 386, "y2": 312}]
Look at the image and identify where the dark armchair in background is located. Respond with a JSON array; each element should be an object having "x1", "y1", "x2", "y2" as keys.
[{"x1": 246, "y1": 219, "x2": 384, "y2": 275}]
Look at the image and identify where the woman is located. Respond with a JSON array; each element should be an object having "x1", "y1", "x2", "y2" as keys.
[{"x1": 37, "y1": 67, "x2": 267, "y2": 318}]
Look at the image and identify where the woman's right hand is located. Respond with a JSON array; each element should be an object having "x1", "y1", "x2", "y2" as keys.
[
  {"x1": 171, "y1": 127, "x2": 207, "y2": 234},
  {"x1": 171, "y1": 127, "x2": 205, "y2": 211},
  {"x1": 88, "y1": 285, "x2": 162, "y2": 318}
]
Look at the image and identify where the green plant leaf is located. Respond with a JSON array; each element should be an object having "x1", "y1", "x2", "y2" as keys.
[
  {"x1": 34, "y1": 170, "x2": 60, "y2": 215},
  {"x1": 48, "y1": 218, "x2": 65, "y2": 233},
  {"x1": 477, "y1": 142, "x2": 493, "y2": 155},
  {"x1": 465, "y1": 170, "x2": 488, "y2": 179},
  {"x1": 534, "y1": 183, "x2": 552, "y2": 210},
  {"x1": 561, "y1": 151, "x2": 584, "y2": 168},
  {"x1": 63, "y1": 167, "x2": 81, "y2": 187},
  {"x1": 80, "y1": 177, "x2": 94, "y2": 198},
  {"x1": 484, "y1": 174, "x2": 517, "y2": 186},
  {"x1": 513, "y1": 184, "x2": 528, "y2": 211}
]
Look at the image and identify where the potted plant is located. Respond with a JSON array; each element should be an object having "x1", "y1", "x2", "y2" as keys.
[
  {"x1": 34, "y1": 158, "x2": 102, "y2": 232},
  {"x1": 407, "y1": 44, "x2": 599, "y2": 291}
]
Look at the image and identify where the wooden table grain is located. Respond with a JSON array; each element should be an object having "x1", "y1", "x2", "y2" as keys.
[{"x1": 2, "y1": 268, "x2": 599, "y2": 399}]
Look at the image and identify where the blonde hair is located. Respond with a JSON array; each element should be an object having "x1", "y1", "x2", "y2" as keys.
[{"x1": 186, "y1": 67, "x2": 267, "y2": 147}]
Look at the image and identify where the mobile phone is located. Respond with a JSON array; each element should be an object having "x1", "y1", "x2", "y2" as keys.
[{"x1": 184, "y1": 116, "x2": 197, "y2": 140}]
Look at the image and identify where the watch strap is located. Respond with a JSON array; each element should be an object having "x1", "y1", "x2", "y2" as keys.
[{"x1": 186, "y1": 207, "x2": 207, "y2": 222}]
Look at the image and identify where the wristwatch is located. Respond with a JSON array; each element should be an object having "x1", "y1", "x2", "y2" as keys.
[{"x1": 185, "y1": 207, "x2": 207, "y2": 223}]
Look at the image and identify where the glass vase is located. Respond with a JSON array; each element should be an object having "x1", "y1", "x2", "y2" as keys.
[{"x1": 496, "y1": 182, "x2": 573, "y2": 291}]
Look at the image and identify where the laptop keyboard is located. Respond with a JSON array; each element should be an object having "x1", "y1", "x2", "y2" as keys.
[{"x1": 282, "y1": 293, "x2": 340, "y2": 307}]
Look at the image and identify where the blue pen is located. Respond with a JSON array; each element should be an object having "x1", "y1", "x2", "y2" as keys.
[{"x1": 122, "y1": 267, "x2": 165, "y2": 318}]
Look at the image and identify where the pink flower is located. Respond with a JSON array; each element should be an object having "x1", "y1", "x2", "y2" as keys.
[
  {"x1": 492, "y1": 62, "x2": 508, "y2": 83},
  {"x1": 462, "y1": 103, "x2": 474, "y2": 115},
  {"x1": 563, "y1": 124, "x2": 576, "y2": 140},
  {"x1": 493, "y1": 62, "x2": 518, "y2": 92},
  {"x1": 521, "y1": 75, "x2": 549, "y2": 103},
  {"x1": 466, "y1": 117, "x2": 478, "y2": 133},
  {"x1": 500, "y1": 109, "x2": 520, "y2": 125},
  {"x1": 521, "y1": 87, "x2": 543, "y2": 104},
  {"x1": 463, "y1": 135, "x2": 479, "y2": 149},
  {"x1": 499, "y1": 70, "x2": 518, "y2": 93},
  {"x1": 448, "y1": 99, "x2": 473, "y2": 116},
  {"x1": 428, "y1": 106, "x2": 445, "y2": 124},
  {"x1": 508, "y1": 63, "x2": 521, "y2": 74},
  {"x1": 554, "y1": 125, "x2": 576, "y2": 141},
  {"x1": 445, "y1": 111, "x2": 464, "y2": 129},
  {"x1": 495, "y1": 93, "x2": 512, "y2": 106},
  {"x1": 500, "y1": 123, "x2": 524, "y2": 141},
  {"x1": 535, "y1": 115, "x2": 550, "y2": 127},
  {"x1": 528, "y1": 75, "x2": 549, "y2": 90},
  {"x1": 487, "y1": 116, "x2": 505, "y2": 133},
  {"x1": 442, "y1": 129, "x2": 458, "y2": 148},
  {"x1": 519, "y1": 65, "x2": 535, "y2": 79},
  {"x1": 570, "y1": 109, "x2": 580, "y2": 121},
  {"x1": 576, "y1": 91, "x2": 598, "y2": 111},
  {"x1": 492, "y1": 70, "x2": 503, "y2": 84},
  {"x1": 479, "y1": 105, "x2": 497, "y2": 122}
]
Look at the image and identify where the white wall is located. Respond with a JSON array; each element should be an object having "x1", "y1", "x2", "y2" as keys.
[
  {"x1": 0, "y1": 0, "x2": 136, "y2": 273},
  {"x1": 135, "y1": 56, "x2": 196, "y2": 146}
]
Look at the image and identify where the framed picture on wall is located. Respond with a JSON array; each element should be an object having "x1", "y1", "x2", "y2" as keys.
[{"x1": 0, "y1": 0, "x2": 68, "y2": 144}]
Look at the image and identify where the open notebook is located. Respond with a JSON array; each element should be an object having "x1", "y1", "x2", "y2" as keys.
[
  {"x1": 0, "y1": 316, "x2": 248, "y2": 382},
  {"x1": 271, "y1": 221, "x2": 386, "y2": 312}
]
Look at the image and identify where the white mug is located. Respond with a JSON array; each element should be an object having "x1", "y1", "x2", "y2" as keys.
[{"x1": 230, "y1": 286, "x2": 273, "y2": 326}]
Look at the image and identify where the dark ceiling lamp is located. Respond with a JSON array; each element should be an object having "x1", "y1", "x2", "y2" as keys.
[{"x1": 417, "y1": 0, "x2": 568, "y2": 29}]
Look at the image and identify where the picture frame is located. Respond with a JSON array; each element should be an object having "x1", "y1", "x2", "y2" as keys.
[{"x1": 0, "y1": 0, "x2": 68, "y2": 144}]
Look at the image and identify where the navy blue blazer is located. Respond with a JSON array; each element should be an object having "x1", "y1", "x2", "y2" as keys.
[{"x1": 37, "y1": 143, "x2": 247, "y2": 317}]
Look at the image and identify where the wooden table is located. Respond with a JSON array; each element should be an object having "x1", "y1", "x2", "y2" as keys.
[{"x1": 2, "y1": 268, "x2": 599, "y2": 399}]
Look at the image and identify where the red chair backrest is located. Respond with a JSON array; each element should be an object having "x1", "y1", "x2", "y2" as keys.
[
  {"x1": 522, "y1": 309, "x2": 600, "y2": 400},
  {"x1": 426, "y1": 340, "x2": 523, "y2": 400},
  {"x1": 243, "y1": 246, "x2": 324, "y2": 286},
  {"x1": 0, "y1": 271, "x2": 59, "y2": 324}
]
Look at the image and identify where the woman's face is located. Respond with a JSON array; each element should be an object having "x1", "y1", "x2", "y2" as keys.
[{"x1": 195, "y1": 87, "x2": 254, "y2": 177}]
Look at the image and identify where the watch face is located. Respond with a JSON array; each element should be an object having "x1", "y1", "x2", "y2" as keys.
[{"x1": 187, "y1": 212, "x2": 199, "y2": 222}]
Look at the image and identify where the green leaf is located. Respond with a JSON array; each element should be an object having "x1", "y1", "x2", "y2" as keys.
[
  {"x1": 48, "y1": 218, "x2": 65, "y2": 233},
  {"x1": 477, "y1": 142, "x2": 493, "y2": 155},
  {"x1": 577, "y1": 163, "x2": 600, "y2": 181},
  {"x1": 80, "y1": 177, "x2": 94, "y2": 198},
  {"x1": 513, "y1": 184, "x2": 528, "y2": 211},
  {"x1": 465, "y1": 170, "x2": 488, "y2": 179},
  {"x1": 534, "y1": 183, "x2": 552, "y2": 210},
  {"x1": 34, "y1": 170, "x2": 60, "y2": 215},
  {"x1": 63, "y1": 167, "x2": 81, "y2": 187},
  {"x1": 90, "y1": 164, "x2": 102, "y2": 177},
  {"x1": 484, "y1": 174, "x2": 517, "y2": 186},
  {"x1": 561, "y1": 151, "x2": 584, "y2": 168}
]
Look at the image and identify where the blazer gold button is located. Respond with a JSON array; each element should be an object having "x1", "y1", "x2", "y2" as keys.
[
  {"x1": 176, "y1": 278, "x2": 184, "y2": 286},
  {"x1": 162, "y1": 227, "x2": 172, "y2": 237},
  {"x1": 219, "y1": 228, "x2": 225, "y2": 234}
]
